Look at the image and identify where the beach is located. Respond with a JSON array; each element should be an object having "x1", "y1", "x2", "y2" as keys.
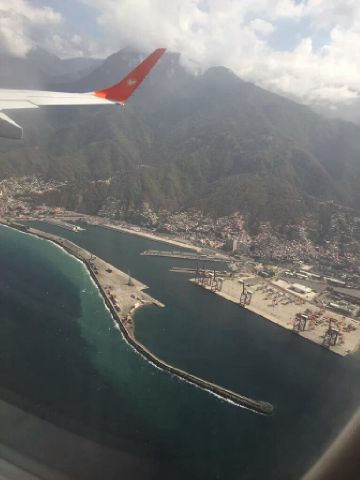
[
  {"x1": 100, "y1": 223, "x2": 202, "y2": 252},
  {"x1": 48, "y1": 214, "x2": 202, "y2": 253}
]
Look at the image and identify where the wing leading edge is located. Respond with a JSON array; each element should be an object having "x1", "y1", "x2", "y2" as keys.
[{"x1": 0, "y1": 48, "x2": 166, "y2": 139}]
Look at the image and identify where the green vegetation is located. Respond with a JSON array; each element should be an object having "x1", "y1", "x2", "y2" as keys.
[{"x1": 1, "y1": 50, "x2": 360, "y2": 229}]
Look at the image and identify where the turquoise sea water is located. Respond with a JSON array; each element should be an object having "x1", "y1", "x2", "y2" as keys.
[{"x1": 0, "y1": 223, "x2": 359, "y2": 479}]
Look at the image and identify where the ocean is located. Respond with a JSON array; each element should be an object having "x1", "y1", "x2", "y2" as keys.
[{"x1": 0, "y1": 222, "x2": 359, "y2": 479}]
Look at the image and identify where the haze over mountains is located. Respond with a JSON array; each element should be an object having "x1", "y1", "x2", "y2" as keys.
[
  {"x1": 0, "y1": 48, "x2": 359, "y2": 230},
  {"x1": 0, "y1": 48, "x2": 102, "y2": 89}
]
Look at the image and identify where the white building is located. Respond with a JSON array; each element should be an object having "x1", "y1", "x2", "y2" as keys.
[{"x1": 290, "y1": 283, "x2": 312, "y2": 295}]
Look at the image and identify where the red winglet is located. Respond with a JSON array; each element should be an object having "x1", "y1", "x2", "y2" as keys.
[{"x1": 95, "y1": 48, "x2": 166, "y2": 103}]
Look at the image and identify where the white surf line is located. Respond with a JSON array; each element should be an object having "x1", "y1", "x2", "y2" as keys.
[
  {"x1": 3, "y1": 223, "x2": 268, "y2": 414},
  {"x1": 92, "y1": 286, "x2": 262, "y2": 413}
]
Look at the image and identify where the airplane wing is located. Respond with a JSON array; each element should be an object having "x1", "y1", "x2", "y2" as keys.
[{"x1": 0, "y1": 48, "x2": 166, "y2": 139}]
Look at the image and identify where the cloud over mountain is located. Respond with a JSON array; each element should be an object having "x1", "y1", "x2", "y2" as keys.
[
  {"x1": 81, "y1": 0, "x2": 360, "y2": 105},
  {"x1": 0, "y1": 0, "x2": 90, "y2": 58},
  {"x1": 1, "y1": 0, "x2": 359, "y2": 105}
]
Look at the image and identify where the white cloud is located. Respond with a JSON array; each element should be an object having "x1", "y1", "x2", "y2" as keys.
[
  {"x1": 2, "y1": 0, "x2": 359, "y2": 105},
  {"x1": 304, "y1": 0, "x2": 360, "y2": 29},
  {"x1": 0, "y1": 0, "x2": 92, "y2": 58},
  {"x1": 249, "y1": 19, "x2": 275, "y2": 36},
  {"x1": 79, "y1": 0, "x2": 360, "y2": 104},
  {"x1": 261, "y1": 26, "x2": 360, "y2": 104},
  {"x1": 0, "y1": 0, "x2": 62, "y2": 56}
]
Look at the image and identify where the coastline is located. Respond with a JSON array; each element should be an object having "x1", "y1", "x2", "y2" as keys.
[
  {"x1": 50, "y1": 215, "x2": 202, "y2": 253},
  {"x1": 0, "y1": 220, "x2": 274, "y2": 415},
  {"x1": 101, "y1": 223, "x2": 202, "y2": 252},
  {"x1": 17, "y1": 213, "x2": 204, "y2": 253}
]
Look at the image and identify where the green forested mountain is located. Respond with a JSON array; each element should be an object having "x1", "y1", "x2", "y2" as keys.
[{"x1": 1, "y1": 49, "x2": 360, "y2": 226}]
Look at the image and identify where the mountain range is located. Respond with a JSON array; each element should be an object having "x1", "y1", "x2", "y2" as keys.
[{"x1": 0, "y1": 48, "x2": 359, "y2": 232}]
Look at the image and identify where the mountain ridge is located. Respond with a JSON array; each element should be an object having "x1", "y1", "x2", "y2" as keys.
[{"x1": 0, "y1": 48, "x2": 359, "y2": 232}]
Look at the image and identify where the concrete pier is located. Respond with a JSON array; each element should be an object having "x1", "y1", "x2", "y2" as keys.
[
  {"x1": 41, "y1": 218, "x2": 85, "y2": 232},
  {"x1": 141, "y1": 249, "x2": 231, "y2": 263}
]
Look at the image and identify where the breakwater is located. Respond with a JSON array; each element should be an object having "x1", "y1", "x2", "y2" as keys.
[
  {"x1": 2, "y1": 220, "x2": 274, "y2": 415},
  {"x1": 100, "y1": 288, "x2": 274, "y2": 415},
  {"x1": 141, "y1": 249, "x2": 231, "y2": 263}
]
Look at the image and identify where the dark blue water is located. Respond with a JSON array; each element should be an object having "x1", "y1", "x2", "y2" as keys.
[{"x1": 0, "y1": 222, "x2": 359, "y2": 479}]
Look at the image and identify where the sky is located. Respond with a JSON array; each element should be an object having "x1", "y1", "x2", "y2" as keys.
[{"x1": 0, "y1": 0, "x2": 360, "y2": 106}]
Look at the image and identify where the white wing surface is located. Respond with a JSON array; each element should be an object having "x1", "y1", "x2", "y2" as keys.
[{"x1": 0, "y1": 48, "x2": 165, "y2": 139}]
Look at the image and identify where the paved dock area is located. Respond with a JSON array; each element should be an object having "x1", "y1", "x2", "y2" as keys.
[
  {"x1": 192, "y1": 277, "x2": 360, "y2": 357},
  {"x1": 43, "y1": 231, "x2": 164, "y2": 337},
  {"x1": 84, "y1": 254, "x2": 164, "y2": 336}
]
